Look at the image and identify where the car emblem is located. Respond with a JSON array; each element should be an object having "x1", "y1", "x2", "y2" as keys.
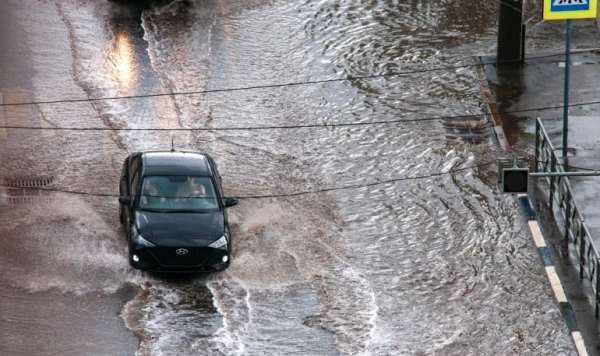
[{"x1": 175, "y1": 248, "x2": 189, "y2": 255}]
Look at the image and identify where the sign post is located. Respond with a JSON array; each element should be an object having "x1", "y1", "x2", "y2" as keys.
[
  {"x1": 543, "y1": 0, "x2": 598, "y2": 158},
  {"x1": 564, "y1": 19, "x2": 571, "y2": 158}
]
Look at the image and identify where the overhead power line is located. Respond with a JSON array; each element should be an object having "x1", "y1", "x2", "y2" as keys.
[
  {"x1": 0, "y1": 161, "x2": 496, "y2": 199},
  {"x1": 236, "y1": 160, "x2": 496, "y2": 199},
  {"x1": 0, "y1": 99, "x2": 599, "y2": 132},
  {"x1": 0, "y1": 50, "x2": 595, "y2": 108},
  {"x1": 2, "y1": 161, "x2": 596, "y2": 200}
]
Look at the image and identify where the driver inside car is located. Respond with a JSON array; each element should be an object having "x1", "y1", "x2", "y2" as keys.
[
  {"x1": 175, "y1": 177, "x2": 206, "y2": 201},
  {"x1": 141, "y1": 179, "x2": 167, "y2": 206}
]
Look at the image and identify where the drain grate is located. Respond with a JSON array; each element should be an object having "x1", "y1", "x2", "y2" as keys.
[
  {"x1": 6, "y1": 196, "x2": 52, "y2": 204},
  {"x1": 5, "y1": 178, "x2": 53, "y2": 188},
  {"x1": 1, "y1": 178, "x2": 54, "y2": 205}
]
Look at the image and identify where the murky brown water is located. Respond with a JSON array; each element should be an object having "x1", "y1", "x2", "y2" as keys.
[{"x1": 0, "y1": 0, "x2": 576, "y2": 355}]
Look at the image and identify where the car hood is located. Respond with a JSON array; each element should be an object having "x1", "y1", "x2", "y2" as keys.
[{"x1": 135, "y1": 210, "x2": 224, "y2": 246}]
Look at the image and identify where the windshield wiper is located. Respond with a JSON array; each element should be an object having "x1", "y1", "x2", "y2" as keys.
[
  {"x1": 164, "y1": 210, "x2": 207, "y2": 214},
  {"x1": 140, "y1": 208, "x2": 165, "y2": 213}
]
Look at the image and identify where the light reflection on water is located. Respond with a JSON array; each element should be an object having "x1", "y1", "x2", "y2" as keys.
[
  {"x1": 108, "y1": 33, "x2": 137, "y2": 91},
  {"x1": 7, "y1": 0, "x2": 578, "y2": 355}
]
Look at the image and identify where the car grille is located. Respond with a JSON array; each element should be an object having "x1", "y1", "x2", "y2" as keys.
[{"x1": 150, "y1": 247, "x2": 214, "y2": 266}]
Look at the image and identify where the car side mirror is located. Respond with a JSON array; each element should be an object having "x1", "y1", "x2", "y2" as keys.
[
  {"x1": 119, "y1": 196, "x2": 133, "y2": 206},
  {"x1": 224, "y1": 198, "x2": 238, "y2": 208}
]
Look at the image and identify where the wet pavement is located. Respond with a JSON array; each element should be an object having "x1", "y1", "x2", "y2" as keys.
[
  {"x1": 0, "y1": 0, "x2": 590, "y2": 355},
  {"x1": 481, "y1": 13, "x2": 600, "y2": 355}
]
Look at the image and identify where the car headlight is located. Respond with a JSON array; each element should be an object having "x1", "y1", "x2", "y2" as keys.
[
  {"x1": 131, "y1": 225, "x2": 156, "y2": 248},
  {"x1": 208, "y1": 235, "x2": 228, "y2": 250}
]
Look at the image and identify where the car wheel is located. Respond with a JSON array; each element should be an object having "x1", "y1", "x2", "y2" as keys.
[{"x1": 119, "y1": 205, "x2": 124, "y2": 224}]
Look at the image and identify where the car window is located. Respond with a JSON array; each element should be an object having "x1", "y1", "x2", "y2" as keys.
[
  {"x1": 131, "y1": 155, "x2": 141, "y2": 176},
  {"x1": 130, "y1": 155, "x2": 142, "y2": 196},
  {"x1": 131, "y1": 168, "x2": 142, "y2": 197},
  {"x1": 207, "y1": 156, "x2": 223, "y2": 195}
]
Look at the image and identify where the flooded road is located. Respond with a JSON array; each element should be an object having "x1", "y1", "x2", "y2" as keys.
[{"x1": 0, "y1": 0, "x2": 578, "y2": 355}]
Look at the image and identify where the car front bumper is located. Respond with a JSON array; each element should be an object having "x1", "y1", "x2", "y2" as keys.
[{"x1": 131, "y1": 246, "x2": 229, "y2": 273}]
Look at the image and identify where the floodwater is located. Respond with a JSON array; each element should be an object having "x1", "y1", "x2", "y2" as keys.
[{"x1": 0, "y1": 0, "x2": 577, "y2": 355}]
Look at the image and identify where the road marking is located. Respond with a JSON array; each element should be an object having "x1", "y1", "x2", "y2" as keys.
[
  {"x1": 546, "y1": 266, "x2": 568, "y2": 302},
  {"x1": 520, "y1": 195, "x2": 588, "y2": 355},
  {"x1": 572, "y1": 331, "x2": 589, "y2": 356},
  {"x1": 528, "y1": 221, "x2": 547, "y2": 247}
]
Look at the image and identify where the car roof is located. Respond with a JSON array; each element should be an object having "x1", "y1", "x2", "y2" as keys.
[{"x1": 141, "y1": 150, "x2": 212, "y2": 177}]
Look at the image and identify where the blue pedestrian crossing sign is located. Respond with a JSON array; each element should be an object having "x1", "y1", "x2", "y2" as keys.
[{"x1": 544, "y1": 0, "x2": 598, "y2": 20}]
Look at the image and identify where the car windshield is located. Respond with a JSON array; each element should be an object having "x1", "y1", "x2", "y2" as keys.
[{"x1": 139, "y1": 175, "x2": 219, "y2": 212}]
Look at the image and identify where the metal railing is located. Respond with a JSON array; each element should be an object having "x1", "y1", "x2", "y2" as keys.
[{"x1": 535, "y1": 117, "x2": 600, "y2": 318}]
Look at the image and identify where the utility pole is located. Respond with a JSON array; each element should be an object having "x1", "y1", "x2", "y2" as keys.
[
  {"x1": 563, "y1": 20, "x2": 572, "y2": 158},
  {"x1": 497, "y1": 0, "x2": 524, "y2": 66}
]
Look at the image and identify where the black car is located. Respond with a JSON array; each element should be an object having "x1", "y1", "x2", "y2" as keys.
[{"x1": 118, "y1": 149, "x2": 238, "y2": 272}]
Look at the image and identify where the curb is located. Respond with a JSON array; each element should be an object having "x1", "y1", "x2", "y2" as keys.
[
  {"x1": 471, "y1": 56, "x2": 511, "y2": 153},
  {"x1": 473, "y1": 56, "x2": 588, "y2": 356},
  {"x1": 518, "y1": 195, "x2": 588, "y2": 356}
]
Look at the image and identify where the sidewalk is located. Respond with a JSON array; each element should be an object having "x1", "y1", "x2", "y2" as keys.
[{"x1": 477, "y1": 20, "x2": 600, "y2": 355}]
